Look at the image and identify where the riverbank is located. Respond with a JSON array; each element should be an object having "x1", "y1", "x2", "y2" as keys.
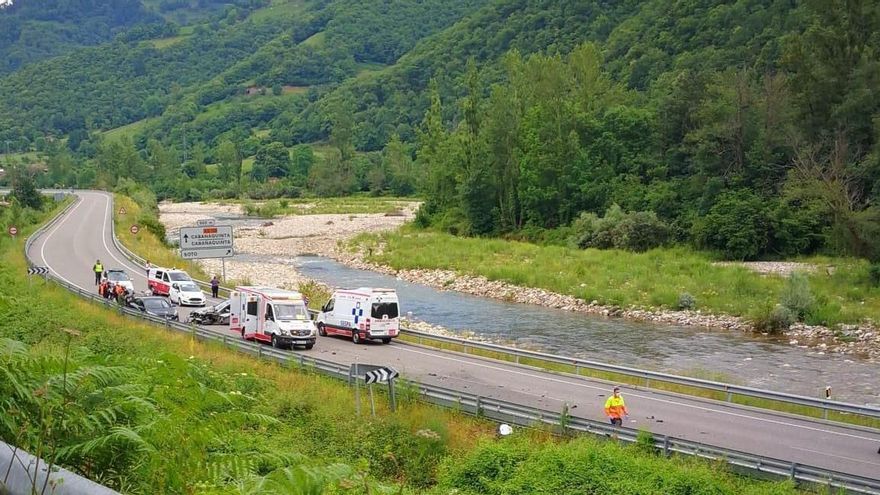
[{"x1": 157, "y1": 202, "x2": 880, "y2": 361}]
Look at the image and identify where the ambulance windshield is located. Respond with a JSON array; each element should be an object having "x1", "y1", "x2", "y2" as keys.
[{"x1": 274, "y1": 303, "x2": 309, "y2": 320}]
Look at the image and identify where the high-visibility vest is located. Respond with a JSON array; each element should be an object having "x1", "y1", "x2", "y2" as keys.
[
  {"x1": 604, "y1": 395, "x2": 628, "y2": 418},
  {"x1": 94, "y1": 263, "x2": 103, "y2": 273}
]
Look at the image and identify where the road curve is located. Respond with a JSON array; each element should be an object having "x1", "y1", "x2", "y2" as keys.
[{"x1": 27, "y1": 191, "x2": 880, "y2": 480}]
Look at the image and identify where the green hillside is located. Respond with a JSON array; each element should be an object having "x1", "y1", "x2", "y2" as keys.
[{"x1": 1, "y1": 0, "x2": 878, "y2": 264}]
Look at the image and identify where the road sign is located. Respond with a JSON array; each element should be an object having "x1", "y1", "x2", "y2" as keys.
[
  {"x1": 180, "y1": 247, "x2": 234, "y2": 260},
  {"x1": 27, "y1": 267, "x2": 48, "y2": 275},
  {"x1": 179, "y1": 225, "x2": 233, "y2": 250},
  {"x1": 118, "y1": 207, "x2": 126, "y2": 215},
  {"x1": 365, "y1": 367, "x2": 399, "y2": 384},
  {"x1": 8, "y1": 226, "x2": 17, "y2": 236},
  {"x1": 196, "y1": 218, "x2": 216, "y2": 226},
  {"x1": 130, "y1": 225, "x2": 140, "y2": 234}
]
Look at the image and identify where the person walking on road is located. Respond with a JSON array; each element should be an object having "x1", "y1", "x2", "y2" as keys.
[
  {"x1": 604, "y1": 386, "x2": 629, "y2": 427},
  {"x1": 93, "y1": 260, "x2": 104, "y2": 285},
  {"x1": 211, "y1": 275, "x2": 220, "y2": 298}
]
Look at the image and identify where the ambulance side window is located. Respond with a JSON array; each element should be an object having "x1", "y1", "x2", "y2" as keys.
[
  {"x1": 154, "y1": 270, "x2": 164, "y2": 280},
  {"x1": 324, "y1": 299, "x2": 334, "y2": 312},
  {"x1": 163, "y1": 273, "x2": 170, "y2": 283},
  {"x1": 265, "y1": 305, "x2": 274, "y2": 321},
  {"x1": 246, "y1": 300, "x2": 258, "y2": 317}
]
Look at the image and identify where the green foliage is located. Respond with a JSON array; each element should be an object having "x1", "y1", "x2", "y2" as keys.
[
  {"x1": 870, "y1": 264, "x2": 880, "y2": 288},
  {"x1": 693, "y1": 190, "x2": 769, "y2": 260},
  {"x1": 752, "y1": 305, "x2": 795, "y2": 335},
  {"x1": 779, "y1": 272, "x2": 816, "y2": 321},
  {"x1": 677, "y1": 293, "x2": 696, "y2": 311},
  {"x1": 571, "y1": 205, "x2": 669, "y2": 252},
  {"x1": 437, "y1": 437, "x2": 801, "y2": 495}
]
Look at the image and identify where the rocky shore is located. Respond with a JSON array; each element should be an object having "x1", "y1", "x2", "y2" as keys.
[{"x1": 158, "y1": 201, "x2": 880, "y2": 361}]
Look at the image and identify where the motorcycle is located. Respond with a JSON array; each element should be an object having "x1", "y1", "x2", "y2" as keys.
[{"x1": 189, "y1": 300, "x2": 230, "y2": 325}]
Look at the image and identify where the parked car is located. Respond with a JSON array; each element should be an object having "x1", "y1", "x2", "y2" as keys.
[
  {"x1": 104, "y1": 269, "x2": 134, "y2": 292},
  {"x1": 189, "y1": 299, "x2": 230, "y2": 325},
  {"x1": 169, "y1": 280, "x2": 206, "y2": 306},
  {"x1": 148, "y1": 267, "x2": 193, "y2": 296},
  {"x1": 129, "y1": 296, "x2": 179, "y2": 320}
]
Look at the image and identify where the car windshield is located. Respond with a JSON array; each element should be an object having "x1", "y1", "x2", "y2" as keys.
[
  {"x1": 143, "y1": 299, "x2": 171, "y2": 310},
  {"x1": 215, "y1": 300, "x2": 230, "y2": 311},
  {"x1": 178, "y1": 282, "x2": 199, "y2": 292},
  {"x1": 107, "y1": 271, "x2": 129, "y2": 282},
  {"x1": 168, "y1": 272, "x2": 191, "y2": 282},
  {"x1": 371, "y1": 302, "x2": 399, "y2": 319},
  {"x1": 274, "y1": 303, "x2": 309, "y2": 320}
]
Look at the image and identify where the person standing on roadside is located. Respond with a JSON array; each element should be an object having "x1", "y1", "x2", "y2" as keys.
[
  {"x1": 604, "y1": 386, "x2": 629, "y2": 427},
  {"x1": 93, "y1": 259, "x2": 104, "y2": 285},
  {"x1": 145, "y1": 260, "x2": 152, "y2": 277},
  {"x1": 211, "y1": 275, "x2": 220, "y2": 298}
]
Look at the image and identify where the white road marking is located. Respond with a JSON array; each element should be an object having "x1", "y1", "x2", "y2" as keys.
[
  {"x1": 398, "y1": 346, "x2": 880, "y2": 442},
  {"x1": 790, "y1": 446, "x2": 880, "y2": 467}
]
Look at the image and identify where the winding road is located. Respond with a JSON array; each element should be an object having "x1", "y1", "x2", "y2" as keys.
[{"x1": 26, "y1": 191, "x2": 880, "y2": 481}]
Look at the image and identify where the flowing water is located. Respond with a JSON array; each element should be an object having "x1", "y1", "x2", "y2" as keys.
[{"x1": 291, "y1": 255, "x2": 880, "y2": 404}]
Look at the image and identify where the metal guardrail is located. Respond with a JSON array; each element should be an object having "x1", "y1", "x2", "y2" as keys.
[
  {"x1": 21, "y1": 192, "x2": 880, "y2": 494},
  {"x1": 103, "y1": 194, "x2": 880, "y2": 424}
]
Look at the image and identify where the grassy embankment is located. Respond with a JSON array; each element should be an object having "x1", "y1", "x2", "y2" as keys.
[
  {"x1": 359, "y1": 229, "x2": 880, "y2": 328},
  {"x1": 235, "y1": 195, "x2": 418, "y2": 217},
  {"x1": 0, "y1": 202, "x2": 809, "y2": 494}
]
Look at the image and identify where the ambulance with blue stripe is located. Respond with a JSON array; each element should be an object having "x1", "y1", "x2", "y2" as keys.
[{"x1": 316, "y1": 288, "x2": 400, "y2": 344}]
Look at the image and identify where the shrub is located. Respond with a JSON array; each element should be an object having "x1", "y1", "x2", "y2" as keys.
[
  {"x1": 677, "y1": 292, "x2": 696, "y2": 311},
  {"x1": 869, "y1": 263, "x2": 880, "y2": 287},
  {"x1": 569, "y1": 205, "x2": 669, "y2": 252},
  {"x1": 779, "y1": 272, "x2": 815, "y2": 321},
  {"x1": 752, "y1": 305, "x2": 795, "y2": 334},
  {"x1": 693, "y1": 190, "x2": 769, "y2": 260}
]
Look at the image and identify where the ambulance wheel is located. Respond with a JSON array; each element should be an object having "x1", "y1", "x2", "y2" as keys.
[
  {"x1": 352, "y1": 331, "x2": 362, "y2": 345},
  {"x1": 271, "y1": 334, "x2": 280, "y2": 349},
  {"x1": 318, "y1": 323, "x2": 326, "y2": 336},
  {"x1": 381, "y1": 338, "x2": 391, "y2": 345}
]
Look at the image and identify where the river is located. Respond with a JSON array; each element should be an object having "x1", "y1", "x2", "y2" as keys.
[{"x1": 288, "y1": 255, "x2": 879, "y2": 404}]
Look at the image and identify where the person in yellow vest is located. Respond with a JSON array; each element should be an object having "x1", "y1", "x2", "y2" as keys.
[
  {"x1": 93, "y1": 259, "x2": 104, "y2": 285},
  {"x1": 604, "y1": 386, "x2": 628, "y2": 426}
]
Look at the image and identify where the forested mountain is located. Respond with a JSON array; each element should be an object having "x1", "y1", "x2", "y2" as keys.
[
  {"x1": 0, "y1": 0, "x2": 165, "y2": 74},
  {"x1": 1, "y1": 0, "x2": 878, "y2": 262}
]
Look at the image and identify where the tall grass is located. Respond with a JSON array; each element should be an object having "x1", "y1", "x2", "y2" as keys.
[
  {"x1": 364, "y1": 230, "x2": 880, "y2": 325},
  {"x1": 241, "y1": 196, "x2": 418, "y2": 217}
]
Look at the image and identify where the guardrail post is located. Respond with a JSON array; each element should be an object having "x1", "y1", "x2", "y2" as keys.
[
  {"x1": 463, "y1": 343, "x2": 469, "y2": 355},
  {"x1": 789, "y1": 462, "x2": 797, "y2": 480},
  {"x1": 663, "y1": 436, "x2": 670, "y2": 457},
  {"x1": 223, "y1": 335, "x2": 227, "y2": 347},
  {"x1": 475, "y1": 396, "x2": 482, "y2": 416},
  {"x1": 574, "y1": 363, "x2": 580, "y2": 375},
  {"x1": 822, "y1": 407, "x2": 828, "y2": 420},
  {"x1": 258, "y1": 346, "x2": 263, "y2": 360}
]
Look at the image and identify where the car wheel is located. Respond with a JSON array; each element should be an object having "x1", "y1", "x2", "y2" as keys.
[
  {"x1": 305, "y1": 343, "x2": 314, "y2": 350},
  {"x1": 318, "y1": 323, "x2": 326, "y2": 336},
  {"x1": 382, "y1": 338, "x2": 391, "y2": 345},
  {"x1": 352, "y1": 331, "x2": 361, "y2": 345},
  {"x1": 271, "y1": 334, "x2": 279, "y2": 348}
]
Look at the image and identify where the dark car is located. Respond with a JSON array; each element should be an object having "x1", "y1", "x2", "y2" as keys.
[
  {"x1": 130, "y1": 296, "x2": 179, "y2": 320},
  {"x1": 189, "y1": 299, "x2": 230, "y2": 325}
]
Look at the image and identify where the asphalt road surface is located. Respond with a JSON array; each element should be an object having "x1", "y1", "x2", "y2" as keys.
[{"x1": 27, "y1": 191, "x2": 880, "y2": 480}]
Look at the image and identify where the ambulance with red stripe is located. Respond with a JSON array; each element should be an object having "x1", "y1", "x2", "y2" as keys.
[
  {"x1": 316, "y1": 288, "x2": 399, "y2": 344},
  {"x1": 230, "y1": 286, "x2": 316, "y2": 350}
]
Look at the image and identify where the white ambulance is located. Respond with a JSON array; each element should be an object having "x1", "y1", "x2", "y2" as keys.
[
  {"x1": 230, "y1": 286, "x2": 316, "y2": 350},
  {"x1": 316, "y1": 288, "x2": 400, "y2": 344}
]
